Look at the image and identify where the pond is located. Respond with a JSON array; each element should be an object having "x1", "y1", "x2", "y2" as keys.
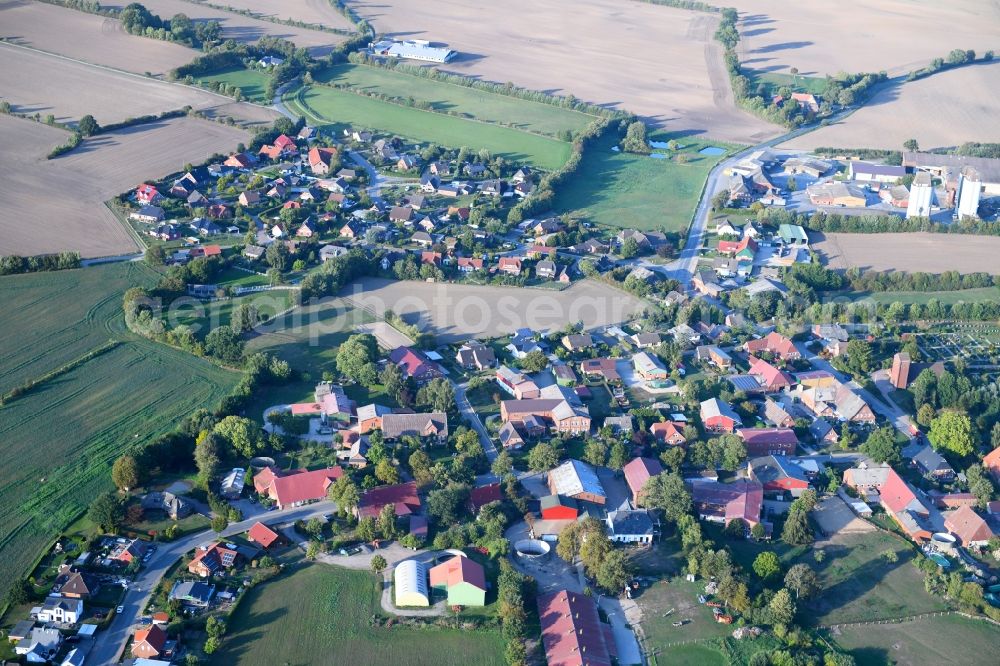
[{"x1": 699, "y1": 146, "x2": 726, "y2": 156}]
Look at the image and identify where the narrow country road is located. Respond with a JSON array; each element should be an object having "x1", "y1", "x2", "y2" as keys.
[{"x1": 454, "y1": 380, "x2": 499, "y2": 466}]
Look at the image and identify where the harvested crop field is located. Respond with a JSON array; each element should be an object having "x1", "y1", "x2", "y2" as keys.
[
  {"x1": 0, "y1": 43, "x2": 257, "y2": 126},
  {"x1": 0, "y1": 114, "x2": 249, "y2": 257},
  {"x1": 105, "y1": 0, "x2": 346, "y2": 55},
  {"x1": 813, "y1": 232, "x2": 1000, "y2": 276},
  {"x1": 728, "y1": 0, "x2": 1000, "y2": 77},
  {"x1": 340, "y1": 277, "x2": 649, "y2": 342},
  {"x1": 782, "y1": 62, "x2": 1000, "y2": 151},
  {"x1": 0, "y1": 0, "x2": 198, "y2": 76},
  {"x1": 344, "y1": 0, "x2": 780, "y2": 143},
  {"x1": 193, "y1": 0, "x2": 354, "y2": 31}
]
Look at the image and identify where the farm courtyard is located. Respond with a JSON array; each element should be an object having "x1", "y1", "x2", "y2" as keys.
[{"x1": 210, "y1": 561, "x2": 505, "y2": 665}]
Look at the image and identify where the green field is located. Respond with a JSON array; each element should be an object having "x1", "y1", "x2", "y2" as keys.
[
  {"x1": 746, "y1": 71, "x2": 827, "y2": 98},
  {"x1": 0, "y1": 264, "x2": 239, "y2": 601},
  {"x1": 211, "y1": 561, "x2": 505, "y2": 665},
  {"x1": 284, "y1": 85, "x2": 573, "y2": 170},
  {"x1": 832, "y1": 614, "x2": 1000, "y2": 666},
  {"x1": 314, "y1": 64, "x2": 595, "y2": 137},
  {"x1": 846, "y1": 287, "x2": 1000, "y2": 306},
  {"x1": 196, "y1": 66, "x2": 272, "y2": 104},
  {"x1": 553, "y1": 131, "x2": 734, "y2": 232}
]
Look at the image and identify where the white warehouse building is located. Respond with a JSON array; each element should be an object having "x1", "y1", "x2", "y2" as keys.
[
  {"x1": 371, "y1": 39, "x2": 456, "y2": 63},
  {"x1": 394, "y1": 559, "x2": 430, "y2": 607}
]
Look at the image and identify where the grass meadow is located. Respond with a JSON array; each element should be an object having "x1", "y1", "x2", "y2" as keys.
[
  {"x1": 313, "y1": 63, "x2": 596, "y2": 137},
  {"x1": 196, "y1": 65, "x2": 272, "y2": 103},
  {"x1": 0, "y1": 263, "x2": 238, "y2": 601},
  {"x1": 831, "y1": 613, "x2": 1000, "y2": 666},
  {"x1": 746, "y1": 71, "x2": 827, "y2": 99},
  {"x1": 211, "y1": 561, "x2": 505, "y2": 665},
  {"x1": 846, "y1": 287, "x2": 1000, "y2": 306},
  {"x1": 553, "y1": 130, "x2": 733, "y2": 232},
  {"x1": 283, "y1": 85, "x2": 573, "y2": 170}
]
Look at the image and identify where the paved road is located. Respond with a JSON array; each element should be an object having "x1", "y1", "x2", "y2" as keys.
[
  {"x1": 454, "y1": 380, "x2": 499, "y2": 466},
  {"x1": 88, "y1": 501, "x2": 338, "y2": 665},
  {"x1": 347, "y1": 150, "x2": 415, "y2": 209}
]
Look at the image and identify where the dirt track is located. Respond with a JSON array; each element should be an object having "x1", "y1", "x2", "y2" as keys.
[
  {"x1": 344, "y1": 0, "x2": 781, "y2": 144},
  {"x1": 0, "y1": 0, "x2": 199, "y2": 76},
  {"x1": 0, "y1": 114, "x2": 249, "y2": 257},
  {"x1": 813, "y1": 232, "x2": 1000, "y2": 275}
]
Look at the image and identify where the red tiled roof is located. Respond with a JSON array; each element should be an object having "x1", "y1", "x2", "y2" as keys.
[
  {"x1": 537, "y1": 590, "x2": 612, "y2": 666},
  {"x1": 429, "y1": 555, "x2": 487, "y2": 591},
  {"x1": 290, "y1": 402, "x2": 324, "y2": 415},
  {"x1": 273, "y1": 134, "x2": 296, "y2": 149},
  {"x1": 358, "y1": 481, "x2": 421, "y2": 519},
  {"x1": 247, "y1": 522, "x2": 281, "y2": 549},
  {"x1": 308, "y1": 146, "x2": 336, "y2": 168},
  {"x1": 651, "y1": 421, "x2": 686, "y2": 444},
  {"x1": 692, "y1": 480, "x2": 763, "y2": 527},
  {"x1": 468, "y1": 483, "x2": 503, "y2": 511},
  {"x1": 944, "y1": 505, "x2": 993, "y2": 545},
  {"x1": 132, "y1": 624, "x2": 167, "y2": 657},
  {"x1": 745, "y1": 331, "x2": 798, "y2": 358},
  {"x1": 389, "y1": 347, "x2": 440, "y2": 380},
  {"x1": 737, "y1": 428, "x2": 798, "y2": 447},
  {"x1": 623, "y1": 457, "x2": 662, "y2": 498},
  {"x1": 269, "y1": 467, "x2": 343, "y2": 507},
  {"x1": 879, "y1": 469, "x2": 923, "y2": 515},
  {"x1": 984, "y1": 446, "x2": 1000, "y2": 478}
]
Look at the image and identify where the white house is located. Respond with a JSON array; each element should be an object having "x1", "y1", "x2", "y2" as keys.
[
  {"x1": 16, "y1": 627, "x2": 63, "y2": 662},
  {"x1": 35, "y1": 596, "x2": 83, "y2": 624},
  {"x1": 605, "y1": 506, "x2": 656, "y2": 544}
]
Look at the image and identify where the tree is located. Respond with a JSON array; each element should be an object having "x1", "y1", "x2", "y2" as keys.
[
  {"x1": 336, "y1": 334, "x2": 379, "y2": 386},
  {"x1": 751, "y1": 523, "x2": 766, "y2": 541},
  {"x1": 916, "y1": 403, "x2": 936, "y2": 427},
  {"x1": 112, "y1": 454, "x2": 141, "y2": 491},
  {"x1": 519, "y1": 350, "x2": 549, "y2": 373},
  {"x1": 327, "y1": 476, "x2": 359, "y2": 515},
  {"x1": 769, "y1": 588, "x2": 796, "y2": 625},
  {"x1": 265, "y1": 241, "x2": 290, "y2": 271},
  {"x1": 211, "y1": 514, "x2": 229, "y2": 533},
  {"x1": 784, "y1": 563, "x2": 819, "y2": 599},
  {"x1": 377, "y1": 503, "x2": 398, "y2": 540},
  {"x1": 753, "y1": 551, "x2": 781, "y2": 580},
  {"x1": 409, "y1": 449, "x2": 435, "y2": 486},
  {"x1": 904, "y1": 139, "x2": 919, "y2": 151},
  {"x1": 491, "y1": 450, "x2": 514, "y2": 478},
  {"x1": 928, "y1": 411, "x2": 975, "y2": 456},
  {"x1": 608, "y1": 441, "x2": 629, "y2": 472},
  {"x1": 583, "y1": 439, "x2": 607, "y2": 467},
  {"x1": 7, "y1": 577, "x2": 33, "y2": 606},
  {"x1": 88, "y1": 492, "x2": 124, "y2": 532},
  {"x1": 417, "y1": 378, "x2": 454, "y2": 413},
  {"x1": 357, "y1": 516, "x2": 378, "y2": 542},
  {"x1": 642, "y1": 472, "x2": 691, "y2": 520},
  {"x1": 213, "y1": 416, "x2": 262, "y2": 458},
  {"x1": 527, "y1": 443, "x2": 558, "y2": 472},
  {"x1": 781, "y1": 507, "x2": 813, "y2": 545},
  {"x1": 194, "y1": 431, "x2": 221, "y2": 489},
  {"x1": 965, "y1": 464, "x2": 995, "y2": 508},
  {"x1": 845, "y1": 339, "x2": 873, "y2": 375},
  {"x1": 371, "y1": 554, "x2": 388, "y2": 575},
  {"x1": 596, "y1": 549, "x2": 632, "y2": 593},
  {"x1": 721, "y1": 434, "x2": 747, "y2": 471},
  {"x1": 381, "y1": 362, "x2": 405, "y2": 402},
  {"x1": 427, "y1": 486, "x2": 468, "y2": 524},
  {"x1": 861, "y1": 427, "x2": 902, "y2": 465},
  {"x1": 78, "y1": 114, "x2": 100, "y2": 137},
  {"x1": 619, "y1": 237, "x2": 640, "y2": 259},
  {"x1": 204, "y1": 326, "x2": 244, "y2": 363},
  {"x1": 375, "y1": 458, "x2": 400, "y2": 485},
  {"x1": 145, "y1": 245, "x2": 166, "y2": 265},
  {"x1": 622, "y1": 121, "x2": 650, "y2": 154},
  {"x1": 230, "y1": 303, "x2": 260, "y2": 334}
]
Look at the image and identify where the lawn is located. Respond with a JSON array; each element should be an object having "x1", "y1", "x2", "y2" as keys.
[
  {"x1": 169, "y1": 288, "x2": 296, "y2": 333},
  {"x1": 845, "y1": 287, "x2": 1000, "y2": 306},
  {"x1": 831, "y1": 613, "x2": 1000, "y2": 666},
  {"x1": 196, "y1": 65, "x2": 272, "y2": 104},
  {"x1": 638, "y1": 576, "x2": 733, "y2": 659},
  {"x1": 211, "y1": 561, "x2": 506, "y2": 665},
  {"x1": 313, "y1": 63, "x2": 596, "y2": 137},
  {"x1": 0, "y1": 264, "x2": 239, "y2": 602},
  {"x1": 284, "y1": 85, "x2": 573, "y2": 170},
  {"x1": 745, "y1": 71, "x2": 827, "y2": 98},
  {"x1": 553, "y1": 130, "x2": 734, "y2": 233}
]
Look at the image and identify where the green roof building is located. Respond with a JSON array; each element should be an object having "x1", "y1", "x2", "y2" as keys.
[
  {"x1": 778, "y1": 224, "x2": 808, "y2": 246},
  {"x1": 429, "y1": 555, "x2": 487, "y2": 607}
]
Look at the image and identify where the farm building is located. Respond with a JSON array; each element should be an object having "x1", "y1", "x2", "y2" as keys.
[
  {"x1": 537, "y1": 590, "x2": 613, "y2": 666},
  {"x1": 371, "y1": 39, "x2": 456, "y2": 63},
  {"x1": 540, "y1": 494, "x2": 579, "y2": 520},
  {"x1": 358, "y1": 481, "x2": 422, "y2": 519},
  {"x1": 784, "y1": 157, "x2": 833, "y2": 178},
  {"x1": 623, "y1": 457, "x2": 663, "y2": 506},
  {"x1": 738, "y1": 428, "x2": 799, "y2": 456},
  {"x1": 691, "y1": 480, "x2": 764, "y2": 530},
  {"x1": 381, "y1": 412, "x2": 448, "y2": 443},
  {"x1": 956, "y1": 167, "x2": 983, "y2": 219},
  {"x1": 807, "y1": 181, "x2": 867, "y2": 207},
  {"x1": 903, "y1": 151, "x2": 1000, "y2": 195},
  {"x1": 394, "y1": 559, "x2": 430, "y2": 607},
  {"x1": 256, "y1": 466, "x2": 343, "y2": 510},
  {"x1": 906, "y1": 171, "x2": 934, "y2": 219},
  {"x1": 429, "y1": 555, "x2": 487, "y2": 606},
  {"x1": 606, "y1": 506, "x2": 656, "y2": 543},
  {"x1": 548, "y1": 459, "x2": 606, "y2": 505},
  {"x1": 777, "y1": 224, "x2": 809, "y2": 247},
  {"x1": 944, "y1": 505, "x2": 994, "y2": 547},
  {"x1": 848, "y1": 161, "x2": 906, "y2": 183}
]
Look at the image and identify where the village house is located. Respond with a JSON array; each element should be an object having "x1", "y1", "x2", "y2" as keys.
[
  {"x1": 253, "y1": 466, "x2": 344, "y2": 510},
  {"x1": 59, "y1": 571, "x2": 100, "y2": 599},
  {"x1": 501, "y1": 398, "x2": 591, "y2": 435},
  {"x1": 632, "y1": 351, "x2": 668, "y2": 381},
  {"x1": 764, "y1": 398, "x2": 797, "y2": 428},
  {"x1": 561, "y1": 333, "x2": 594, "y2": 352},
  {"x1": 457, "y1": 256, "x2": 484, "y2": 272},
  {"x1": 748, "y1": 455, "x2": 810, "y2": 497},
  {"x1": 498, "y1": 421, "x2": 525, "y2": 449},
  {"x1": 623, "y1": 457, "x2": 662, "y2": 506},
  {"x1": 651, "y1": 421, "x2": 687, "y2": 446},
  {"x1": 700, "y1": 398, "x2": 742, "y2": 433},
  {"x1": 696, "y1": 344, "x2": 733, "y2": 370},
  {"x1": 580, "y1": 358, "x2": 621, "y2": 383},
  {"x1": 738, "y1": 428, "x2": 799, "y2": 456},
  {"x1": 131, "y1": 625, "x2": 168, "y2": 660},
  {"x1": 357, "y1": 481, "x2": 422, "y2": 519},
  {"x1": 187, "y1": 542, "x2": 239, "y2": 577},
  {"x1": 630, "y1": 332, "x2": 662, "y2": 349},
  {"x1": 389, "y1": 346, "x2": 443, "y2": 384},
  {"x1": 535, "y1": 259, "x2": 557, "y2": 279},
  {"x1": 130, "y1": 205, "x2": 165, "y2": 223},
  {"x1": 748, "y1": 356, "x2": 795, "y2": 392},
  {"x1": 35, "y1": 596, "x2": 83, "y2": 624},
  {"x1": 246, "y1": 522, "x2": 282, "y2": 550},
  {"x1": 743, "y1": 331, "x2": 800, "y2": 360},
  {"x1": 456, "y1": 342, "x2": 496, "y2": 370},
  {"x1": 498, "y1": 256, "x2": 522, "y2": 275},
  {"x1": 944, "y1": 505, "x2": 994, "y2": 547},
  {"x1": 691, "y1": 480, "x2": 765, "y2": 530},
  {"x1": 308, "y1": 147, "x2": 337, "y2": 175}
]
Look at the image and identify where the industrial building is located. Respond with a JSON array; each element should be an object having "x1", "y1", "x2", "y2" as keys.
[
  {"x1": 394, "y1": 559, "x2": 430, "y2": 607},
  {"x1": 956, "y1": 167, "x2": 983, "y2": 219},
  {"x1": 906, "y1": 172, "x2": 934, "y2": 219}
]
